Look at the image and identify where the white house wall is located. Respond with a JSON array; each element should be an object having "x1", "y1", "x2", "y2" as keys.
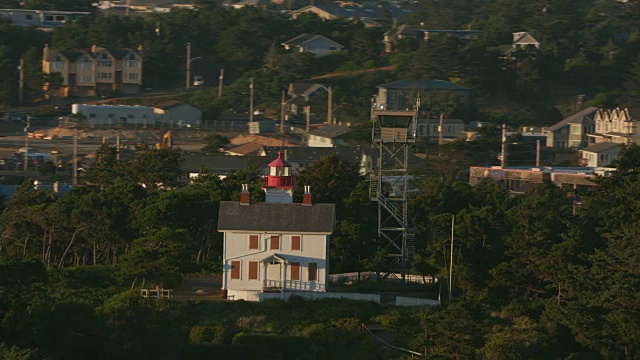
[
  {"x1": 222, "y1": 231, "x2": 329, "y2": 295},
  {"x1": 72, "y1": 104, "x2": 156, "y2": 126},
  {"x1": 308, "y1": 134, "x2": 334, "y2": 147}
]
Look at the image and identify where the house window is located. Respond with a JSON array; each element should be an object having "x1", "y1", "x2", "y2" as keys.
[
  {"x1": 26, "y1": 14, "x2": 33, "y2": 20},
  {"x1": 248, "y1": 261, "x2": 258, "y2": 280},
  {"x1": 270, "y1": 236, "x2": 280, "y2": 250},
  {"x1": 600, "y1": 154, "x2": 606, "y2": 161},
  {"x1": 78, "y1": 75, "x2": 92, "y2": 83},
  {"x1": 249, "y1": 235, "x2": 259, "y2": 250},
  {"x1": 290, "y1": 262, "x2": 300, "y2": 281},
  {"x1": 127, "y1": 73, "x2": 139, "y2": 80},
  {"x1": 108, "y1": 114, "x2": 114, "y2": 119},
  {"x1": 128, "y1": 114, "x2": 134, "y2": 119},
  {"x1": 126, "y1": 54, "x2": 140, "y2": 68},
  {"x1": 97, "y1": 72, "x2": 113, "y2": 80},
  {"x1": 329, "y1": 47, "x2": 337, "y2": 50},
  {"x1": 98, "y1": 53, "x2": 112, "y2": 67},
  {"x1": 55, "y1": 15, "x2": 64, "y2": 21},
  {"x1": 291, "y1": 236, "x2": 301, "y2": 251},
  {"x1": 231, "y1": 260, "x2": 240, "y2": 279},
  {"x1": 308, "y1": 262, "x2": 317, "y2": 281},
  {"x1": 51, "y1": 56, "x2": 65, "y2": 70},
  {"x1": 79, "y1": 57, "x2": 93, "y2": 71},
  {"x1": 89, "y1": 113, "x2": 96, "y2": 118},
  {"x1": 45, "y1": 15, "x2": 53, "y2": 21}
]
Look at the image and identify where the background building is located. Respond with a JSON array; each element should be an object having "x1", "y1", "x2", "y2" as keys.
[
  {"x1": 375, "y1": 80, "x2": 470, "y2": 111},
  {"x1": 43, "y1": 44, "x2": 143, "y2": 97},
  {"x1": 72, "y1": 104, "x2": 155, "y2": 126},
  {"x1": 153, "y1": 100, "x2": 202, "y2": 127}
]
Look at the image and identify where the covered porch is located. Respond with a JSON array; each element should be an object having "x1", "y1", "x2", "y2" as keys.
[{"x1": 261, "y1": 254, "x2": 325, "y2": 293}]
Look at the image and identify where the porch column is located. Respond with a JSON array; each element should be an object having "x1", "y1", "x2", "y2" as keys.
[
  {"x1": 281, "y1": 263, "x2": 286, "y2": 290},
  {"x1": 262, "y1": 262, "x2": 267, "y2": 289}
]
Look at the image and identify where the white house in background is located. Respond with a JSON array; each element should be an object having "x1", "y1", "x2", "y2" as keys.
[
  {"x1": 72, "y1": 104, "x2": 155, "y2": 126},
  {"x1": 307, "y1": 125, "x2": 351, "y2": 147},
  {"x1": 153, "y1": 100, "x2": 202, "y2": 127},
  {"x1": 579, "y1": 142, "x2": 621, "y2": 167},
  {"x1": 218, "y1": 152, "x2": 336, "y2": 301},
  {"x1": 281, "y1": 33, "x2": 345, "y2": 57}
]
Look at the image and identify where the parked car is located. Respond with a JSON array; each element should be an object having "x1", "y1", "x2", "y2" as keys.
[
  {"x1": 193, "y1": 75, "x2": 204, "y2": 87},
  {"x1": 177, "y1": 121, "x2": 192, "y2": 128}
]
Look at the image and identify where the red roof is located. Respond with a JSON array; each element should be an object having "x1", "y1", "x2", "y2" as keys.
[{"x1": 268, "y1": 152, "x2": 291, "y2": 168}]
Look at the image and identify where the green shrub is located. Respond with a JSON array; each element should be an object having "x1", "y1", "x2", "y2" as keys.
[
  {"x1": 333, "y1": 317, "x2": 361, "y2": 331},
  {"x1": 189, "y1": 324, "x2": 233, "y2": 345}
]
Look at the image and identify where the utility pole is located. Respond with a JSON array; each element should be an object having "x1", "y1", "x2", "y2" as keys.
[
  {"x1": 72, "y1": 128, "x2": 78, "y2": 185},
  {"x1": 536, "y1": 140, "x2": 541, "y2": 167},
  {"x1": 23, "y1": 115, "x2": 30, "y2": 172},
  {"x1": 249, "y1": 77, "x2": 254, "y2": 123},
  {"x1": 449, "y1": 215, "x2": 455, "y2": 304},
  {"x1": 425, "y1": 111, "x2": 430, "y2": 140},
  {"x1": 185, "y1": 42, "x2": 191, "y2": 90},
  {"x1": 116, "y1": 135, "x2": 121, "y2": 161},
  {"x1": 327, "y1": 86, "x2": 332, "y2": 124},
  {"x1": 18, "y1": 58, "x2": 24, "y2": 107},
  {"x1": 305, "y1": 105, "x2": 311, "y2": 133},
  {"x1": 500, "y1": 123, "x2": 506, "y2": 167},
  {"x1": 438, "y1": 113, "x2": 444, "y2": 145},
  {"x1": 217, "y1": 68, "x2": 224, "y2": 99},
  {"x1": 280, "y1": 90, "x2": 285, "y2": 134}
]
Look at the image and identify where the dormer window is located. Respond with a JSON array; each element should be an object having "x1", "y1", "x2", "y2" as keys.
[
  {"x1": 51, "y1": 55, "x2": 65, "y2": 70},
  {"x1": 98, "y1": 53, "x2": 112, "y2": 67},
  {"x1": 126, "y1": 53, "x2": 140, "y2": 68},
  {"x1": 79, "y1": 56, "x2": 93, "y2": 71}
]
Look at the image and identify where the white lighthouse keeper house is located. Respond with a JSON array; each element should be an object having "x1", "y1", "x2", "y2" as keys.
[{"x1": 218, "y1": 152, "x2": 336, "y2": 301}]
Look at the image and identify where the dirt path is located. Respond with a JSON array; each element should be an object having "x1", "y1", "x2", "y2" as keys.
[{"x1": 310, "y1": 65, "x2": 396, "y2": 80}]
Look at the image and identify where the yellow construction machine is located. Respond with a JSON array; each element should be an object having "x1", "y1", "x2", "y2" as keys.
[{"x1": 156, "y1": 130, "x2": 172, "y2": 149}]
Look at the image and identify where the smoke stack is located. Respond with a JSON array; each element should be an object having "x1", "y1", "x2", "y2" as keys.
[
  {"x1": 240, "y1": 184, "x2": 250, "y2": 205},
  {"x1": 302, "y1": 185, "x2": 312, "y2": 206}
]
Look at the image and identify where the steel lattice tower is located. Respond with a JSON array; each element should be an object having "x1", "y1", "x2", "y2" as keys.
[{"x1": 369, "y1": 104, "x2": 417, "y2": 282}]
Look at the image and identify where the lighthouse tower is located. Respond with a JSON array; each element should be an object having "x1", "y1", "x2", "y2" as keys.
[{"x1": 262, "y1": 152, "x2": 294, "y2": 203}]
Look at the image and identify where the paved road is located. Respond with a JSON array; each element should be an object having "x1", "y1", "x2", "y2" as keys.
[{"x1": 0, "y1": 135, "x2": 206, "y2": 155}]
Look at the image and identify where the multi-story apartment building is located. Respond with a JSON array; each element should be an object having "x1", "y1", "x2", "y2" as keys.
[
  {"x1": 0, "y1": 9, "x2": 90, "y2": 28},
  {"x1": 42, "y1": 44, "x2": 143, "y2": 97},
  {"x1": 588, "y1": 108, "x2": 640, "y2": 145}
]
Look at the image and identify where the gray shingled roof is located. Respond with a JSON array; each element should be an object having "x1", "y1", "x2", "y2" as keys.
[
  {"x1": 377, "y1": 80, "x2": 469, "y2": 91},
  {"x1": 288, "y1": 83, "x2": 326, "y2": 97},
  {"x1": 581, "y1": 142, "x2": 620, "y2": 153},
  {"x1": 545, "y1": 107, "x2": 597, "y2": 132},
  {"x1": 218, "y1": 201, "x2": 336, "y2": 233},
  {"x1": 282, "y1": 33, "x2": 343, "y2": 49},
  {"x1": 264, "y1": 146, "x2": 364, "y2": 163},
  {"x1": 181, "y1": 155, "x2": 270, "y2": 172},
  {"x1": 307, "y1": 125, "x2": 351, "y2": 138}
]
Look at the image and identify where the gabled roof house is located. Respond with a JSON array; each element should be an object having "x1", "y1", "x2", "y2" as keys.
[
  {"x1": 282, "y1": 33, "x2": 345, "y2": 57},
  {"x1": 218, "y1": 152, "x2": 336, "y2": 301}
]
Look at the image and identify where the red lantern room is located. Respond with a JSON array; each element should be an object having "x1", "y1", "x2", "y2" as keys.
[{"x1": 262, "y1": 152, "x2": 294, "y2": 203}]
